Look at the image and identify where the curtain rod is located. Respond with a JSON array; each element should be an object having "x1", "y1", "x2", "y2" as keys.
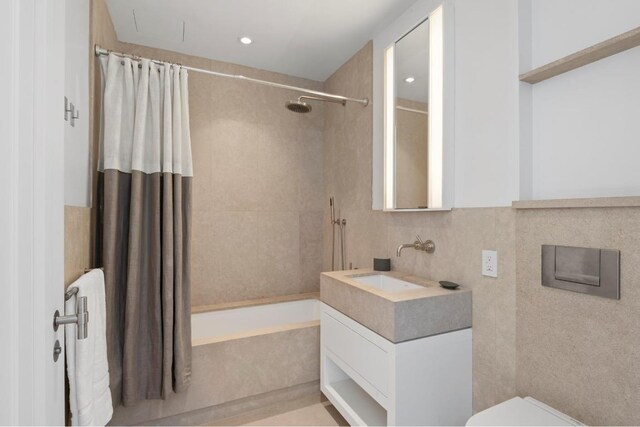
[{"x1": 94, "y1": 45, "x2": 369, "y2": 107}]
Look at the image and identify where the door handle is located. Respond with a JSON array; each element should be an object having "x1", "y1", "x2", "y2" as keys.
[{"x1": 53, "y1": 292, "x2": 89, "y2": 340}]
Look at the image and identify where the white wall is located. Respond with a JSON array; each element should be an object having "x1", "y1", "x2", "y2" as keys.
[
  {"x1": 64, "y1": 0, "x2": 91, "y2": 207},
  {"x1": 1, "y1": 0, "x2": 66, "y2": 423},
  {"x1": 529, "y1": 0, "x2": 640, "y2": 200},
  {"x1": 454, "y1": 0, "x2": 640, "y2": 204},
  {"x1": 518, "y1": 0, "x2": 533, "y2": 200}
]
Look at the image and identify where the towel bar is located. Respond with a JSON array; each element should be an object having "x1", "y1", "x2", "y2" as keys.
[{"x1": 65, "y1": 286, "x2": 79, "y2": 301}]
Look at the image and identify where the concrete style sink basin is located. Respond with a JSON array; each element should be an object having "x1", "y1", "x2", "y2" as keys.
[
  {"x1": 320, "y1": 269, "x2": 472, "y2": 343},
  {"x1": 352, "y1": 274, "x2": 424, "y2": 292}
]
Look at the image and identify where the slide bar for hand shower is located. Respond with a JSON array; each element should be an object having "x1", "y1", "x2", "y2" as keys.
[{"x1": 95, "y1": 45, "x2": 369, "y2": 107}]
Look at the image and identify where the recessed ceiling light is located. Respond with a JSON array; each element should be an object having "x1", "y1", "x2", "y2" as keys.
[
  {"x1": 239, "y1": 36, "x2": 253, "y2": 45},
  {"x1": 404, "y1": 76, "x2": 415, "y2": 83}
]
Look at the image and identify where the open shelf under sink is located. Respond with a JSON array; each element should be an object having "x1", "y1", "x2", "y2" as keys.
[
  {"x1": 326, "y1": 378, "x2": 387, "y2": 426},
  {"x1": 322, "y1": 354, "x2": 387, "y2": 426}
]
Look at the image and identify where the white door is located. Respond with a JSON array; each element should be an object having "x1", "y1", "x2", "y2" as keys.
[
  {"x1": 0, "y1": 0, "x2": 66, "y2": 424},
  {"x1": 64, "y1": 0, "x2": 91, "y2": 208}
]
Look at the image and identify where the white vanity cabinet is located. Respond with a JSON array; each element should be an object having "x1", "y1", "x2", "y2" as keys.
[{"x1": 320, "y1": 303, "x2": 472, "y2": 426}]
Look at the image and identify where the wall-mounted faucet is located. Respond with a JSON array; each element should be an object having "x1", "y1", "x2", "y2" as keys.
[{"x1": 397, "y1": 235, "x2": 435, "y2": 257}]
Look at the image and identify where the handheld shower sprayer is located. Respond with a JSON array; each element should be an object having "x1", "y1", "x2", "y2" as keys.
[{"x1": 330, "y1": 197, "x2": 335, "y2": 223}]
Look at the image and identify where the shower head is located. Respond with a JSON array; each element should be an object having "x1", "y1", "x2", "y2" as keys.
[
  {"x1": 285, "y1": 99, "x2": 312, "y2": 113},
  {"x1": 285, "y1": 95, "x2": 348, "y2": 114}
]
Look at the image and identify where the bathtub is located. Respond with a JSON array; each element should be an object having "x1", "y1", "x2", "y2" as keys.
[
  {"x1": 192, "y1": 298, "x2": 320, "y2": 344},
  {"x1": 110, "y1": 297, "x2": 321, "y2": 426}
]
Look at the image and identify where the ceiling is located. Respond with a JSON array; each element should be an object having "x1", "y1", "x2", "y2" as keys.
[{"x1": 105, "y1": 0, "x2": 418, "y2": 82}]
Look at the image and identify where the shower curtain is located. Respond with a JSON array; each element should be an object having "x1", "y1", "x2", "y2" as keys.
[{"x1": 97, "y1": 53, "x2": 192, "y2": 406}]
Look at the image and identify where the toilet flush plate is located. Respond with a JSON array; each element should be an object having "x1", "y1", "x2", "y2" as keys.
[{"x1": 541, "y1": 245, "x2": 620, "y2": 300}]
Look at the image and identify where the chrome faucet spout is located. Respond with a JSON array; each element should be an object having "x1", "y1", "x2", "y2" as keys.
[
  {"x1": 396, "y1": 235, "x2": 436, "y2": 257},
  {"x1": 397, "y1": 243, "x2": 416, "y2": 257}
]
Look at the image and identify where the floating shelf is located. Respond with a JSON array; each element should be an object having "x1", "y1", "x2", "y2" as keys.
[
  {"x1": 520, "y1": 26, "x2": 640, "y2": 84},
  {"x1": 512, "y1": 196, "x2": 640, "y2": 210}
]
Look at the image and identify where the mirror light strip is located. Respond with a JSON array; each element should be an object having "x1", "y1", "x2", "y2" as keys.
[
  {"x1": 428, "y1": 5, "x2": 444, "y2": 209},
  {"x1": 383, "y1": 45, "x2": 396, "y2": 210}
]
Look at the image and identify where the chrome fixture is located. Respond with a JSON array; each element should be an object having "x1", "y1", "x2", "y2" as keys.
[
  {"x1": 397, "y1": 235, "x2": 435, "y2": 257},
  {"x1": 53, "y1": 340, "x2": 62, "y2": 362},
  {"x1": 286, "y1": 98, "x2": 312, "y2": 114},
  {"x1": 64, "y1": 96, "x2": 79, "y2": 127},
  {"x1": 542, "y1": 245, "x2": 620, "y2": 300},
  {"x1": 330, "y1": 196, "x2": 348, "y2": 270},
  {"x1": 65, "y1": 286, "x2": 79, "y2": 300},
  {"x1": 94, "y1": 45, "x2": 369, "y2": 109},
  {"x1": 339, "y1": 218, "x2": 347, "y2": 269},
  {"x1": 286, "y1": 95, "x2": 346, "y2": 114},
  {"x1": 53, "y1": 288, "x2": 89, "y2": 340}
]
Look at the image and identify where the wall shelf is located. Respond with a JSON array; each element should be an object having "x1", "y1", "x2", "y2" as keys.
[
  {"x1": 520, "y1": 26, "x2": 640, "y2": 84},
  {"x1": 512, "y1": 196, "x2": 640, "y2": 210}
]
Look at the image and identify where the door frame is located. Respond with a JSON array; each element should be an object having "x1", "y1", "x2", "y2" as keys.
[{"x1": 0, "y1": 0, "x2": 65, "y2": 424}]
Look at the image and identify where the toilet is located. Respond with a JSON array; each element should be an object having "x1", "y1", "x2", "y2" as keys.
[{"x1": 466, "y1": 397, "x2": 583, "y2": 426}]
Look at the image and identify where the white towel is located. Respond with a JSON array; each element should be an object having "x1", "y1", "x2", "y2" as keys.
[{"x1": 65, "y1": 269, "x2": 113, "y2": 426}]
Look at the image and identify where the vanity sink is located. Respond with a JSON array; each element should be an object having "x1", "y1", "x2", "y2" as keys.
[
  {"x1": 320, "y1": 270, "x2": 472, "y2": 426},
  {"x1": 352, "y1": 274, "x2": 423, "y2": 292},
  {"x1": 320, "y1": 269, "x2": 472, "y2": 343}
]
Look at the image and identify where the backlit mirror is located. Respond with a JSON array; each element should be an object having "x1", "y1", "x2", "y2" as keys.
[
  {"x1": 383, "y1": 5, "x2": 445, "y2": 211},
  {"x1": 394, "y1": 19, "x2": 429, "y2": 209}
]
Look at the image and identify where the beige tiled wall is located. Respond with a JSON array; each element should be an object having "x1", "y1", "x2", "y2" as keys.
[
  {"x1": 64, "y1": 206, "x2": 92, "y2": 287},
  {"x1": 516, "y1": 207, "x2": 640, "y2": 425},
  {"x1": 91, "y1": 0, "x2": 325, "y2": 307},
  {"x1": 322, "y1": 42, "x2": 518, "y2": 413}
]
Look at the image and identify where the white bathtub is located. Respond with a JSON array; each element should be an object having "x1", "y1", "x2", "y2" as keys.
[
  {"x1": 112, "y1": 297, "x2": 322, "y2": 425},
  {"x1": 191, "y1": 298, "x2": 320, "y2": 343}
]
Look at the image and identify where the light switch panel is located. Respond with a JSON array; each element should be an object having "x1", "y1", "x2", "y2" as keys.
[{"x1": 482, "y1": 250, "x2": 498, "y2": 277}]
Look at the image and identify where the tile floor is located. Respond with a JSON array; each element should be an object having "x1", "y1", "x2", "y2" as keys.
[
  {"x1": 208, "y1": 394, "x2": 348, "y2": 426},
  {"x1": 244, "y1": 402, "x2": 347, "y2": 426}
]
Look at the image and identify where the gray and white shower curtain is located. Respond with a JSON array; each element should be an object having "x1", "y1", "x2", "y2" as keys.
[{"x1": 97, "y1": 53, "x2": 192, "y2": 406}]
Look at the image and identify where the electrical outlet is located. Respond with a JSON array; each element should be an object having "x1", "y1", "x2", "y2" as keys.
[{"x1": 482, "y1": 250, "x2": 498, "y2": 277}]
